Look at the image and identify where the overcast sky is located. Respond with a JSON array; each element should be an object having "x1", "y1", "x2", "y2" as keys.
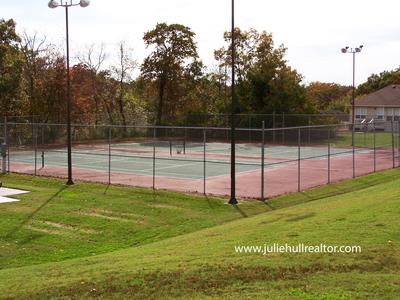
[{"x1": 2, "y1": 0, "x2": 400, "y2": 86}]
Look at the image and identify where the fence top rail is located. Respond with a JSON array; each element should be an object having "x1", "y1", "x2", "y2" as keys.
[
  {"x1": 4, "y1": 122, "x2": 356, "y2": 132},
  {"x1": 187, "y1": 113, "x2": 349, "y2": 117}
]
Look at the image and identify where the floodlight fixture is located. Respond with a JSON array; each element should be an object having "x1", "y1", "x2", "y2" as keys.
[
  {"x1": 80, "y1": 0, "x2": 90, "y2": 8},
  {"x1": 48, "y1": 0, "x2": 59, "y2": 8}
]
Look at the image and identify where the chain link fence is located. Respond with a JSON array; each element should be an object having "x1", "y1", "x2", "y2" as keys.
[{"x1": 1, "y1": 118, "x2": 399, "y2": 199}]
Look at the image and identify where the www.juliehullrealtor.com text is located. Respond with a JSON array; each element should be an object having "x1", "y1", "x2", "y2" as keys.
[{"x1": 234, "y1": 243, "x2": 362, "y2": 255}]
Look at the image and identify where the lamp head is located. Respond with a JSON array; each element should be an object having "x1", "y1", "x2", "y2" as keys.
[
  {"x1": 80, "y1": 0, "x2": 90, "y2": 7},
  {"x1": 48, "y1": 0, "x2": 59, "y2": 8},
  {"x1": 341, "y1": 48, "x2": 348, "y2": 53},
  {"x1": 355, "y1": 46, "x2": 363, "y2": 53}
]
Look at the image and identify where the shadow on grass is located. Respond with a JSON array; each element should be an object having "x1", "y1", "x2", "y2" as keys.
[
  {"x1": 4, "y1": 185, "x2": 68, "y2": 240},
  {"x1": 261, "y1": 200, "x2": 275, "y2": 210},
  {"x1": 232, "y1": 205, "x2": 248, "y2": 218},
  {"x1": 296, "y1": 171, "x2": 398, "y2": 205}
]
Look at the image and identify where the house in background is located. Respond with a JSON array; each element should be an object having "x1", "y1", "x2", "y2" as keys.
[{"x1": 352, "y1": 84, "x2": 400, "y2": 131}]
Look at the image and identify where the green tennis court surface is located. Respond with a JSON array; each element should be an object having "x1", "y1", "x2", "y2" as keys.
[{"x1": 9, "y1": 142, "x2": 367, "y2": 180}]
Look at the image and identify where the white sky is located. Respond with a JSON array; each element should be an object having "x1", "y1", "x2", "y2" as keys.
[{"x1": 2, "y1": 0, "x2": 400, "y2": 86}]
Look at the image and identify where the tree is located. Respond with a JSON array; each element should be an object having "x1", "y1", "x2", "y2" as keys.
[
  {"x1": 111, "y1": 41, "x2": 136, "y2": 127},
  {"x1": 77, "y1": 44, "x2": 107, "y2": 124},
  {"x1": 214, "y1": 28, "x2": 313, "y2": 115},
  {"x1": 141, "y1": 23, "x2": 199, "y2": 125},
  {"x1": 357, "y1": 67, "x2": 400, "y2": 96},
  {"x1": 305, "y1": 82, "x2": 352, "y2": 112},
  {"x1": 0, "y1": 19, "x2": 24, "y2": 116},
  {"x1": 20, "y1": 31, "x2": 49, "y2": 118}
]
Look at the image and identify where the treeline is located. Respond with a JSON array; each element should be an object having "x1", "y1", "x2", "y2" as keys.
[{"x1": 0, "y1": 18, "x2": 374, "y2": 127}]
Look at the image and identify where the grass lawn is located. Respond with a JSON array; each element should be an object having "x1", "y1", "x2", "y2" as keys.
[
  {"x1": 332, "y1": 130, "x2": 397, "y2": 148},
  {"x1": 0, "y1": 175, "x2": 269, "y2": 269},
  {"x1": 0, "y1": 169, "x2": 399, "y2": 299}
]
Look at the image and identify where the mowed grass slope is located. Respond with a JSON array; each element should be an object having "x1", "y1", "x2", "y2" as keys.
[
  {"x1": 0, "y1": 174, "x2": 268, "y2": 269},
  {"x1": 0, "y1": 169, "x2": 399, "y2": 299}
]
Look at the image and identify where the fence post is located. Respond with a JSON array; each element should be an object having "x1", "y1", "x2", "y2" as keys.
[
  {"x1": 108, "y1": 127, "x2": 111, "y2": 185},
  {"x1": 203, "y1": 129, "x2": 206, "y2": 195},
  {"x1": 352, "y1": 121, "x2": 355, "y2": 178},
  {"x1": 308, "y1": 116, "x2": 311, "y2": 145},
  {"x1": 282, "y1": 112, "x2": 285, "y2": 144},
  {"x1": 328, "y1": 126, "x2": 331, "y2": 184},
  {"x1": 183, "y1": 127, "x2": 187, "y2": 155},
  {"x1": 261, "y1": 121, "x2": 265, "y2": 201},
  {"x1": 3, "y1": 117, "x2": 8, "y2": 173},
  {"x1": 297, "y1": 128, "x2": 301, "y2": 192},
  {"x1": 1, "y1": 117, "x2": 6, "y2": 175},
  {"x1": 272, "y1": 111, "x2": 276, "y2": 144},
  {"x1": 41, "y1": 116, "x2": 45, "y2": 169},
  {"x1": 398, "y1": 120, "x2": 400, "y2": 167},
  {"x1": 373, "y1": 122, "x2": 376, "y2": 173},
  {"x1": 34, "y1": 123, "x2": 38, "y2": 176},
  {"x1": 248, "y1": 115, "x2": 251, "y2": 142},
  {"x1": 3, "y1": 117, "x2": 7, "y2": 146},
  {"x1": 391, "y1": 120, "x2": 395, "y2": 168},
  {"x1": 153, "y1": 127, "x2": 156, "y2": 190}
]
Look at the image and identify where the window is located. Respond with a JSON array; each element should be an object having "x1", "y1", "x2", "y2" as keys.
[
  {"x1": 386, "y1": 108, "x2": 394, "y2": 121},
  {"x1": 376, "y1": 107, "x2": 384, "y2": 120},
  {"x1": 394, "y1": 108, "x2": 400, "y2": 121},
  {"x1": 355, "y1": 107, "x2": 367, "y2": 119}
]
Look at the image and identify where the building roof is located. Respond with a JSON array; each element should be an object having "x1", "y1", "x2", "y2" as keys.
[{"x1": 355, "y1": 85, "x2": 400, "y2": 107}]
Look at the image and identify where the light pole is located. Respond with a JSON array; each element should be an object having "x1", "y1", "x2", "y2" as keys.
[
  {"x1": 341, "y1": 45, "x2": 363, "y2": 126},
  {"x1": 48, "y1": 0, "x2": 90, "y2": 185},
  {"x1": 229, "y1": 0, "x2": 238, "y2": 205}
]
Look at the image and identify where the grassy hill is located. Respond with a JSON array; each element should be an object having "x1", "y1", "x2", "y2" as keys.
[{"x1": 0, "y1": 169, "x2": 399, "y2": 299}]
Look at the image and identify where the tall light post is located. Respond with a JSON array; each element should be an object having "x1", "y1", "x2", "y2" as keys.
[
  {"x1": 229, "y1": 0, "x2": 238, "y2": 205},
  {"x1": 341, "y1": 45, "x2": 363, "y2": 126},
  {"x1": 48, "y1": 0, "x2": 90, "y2": 185}
]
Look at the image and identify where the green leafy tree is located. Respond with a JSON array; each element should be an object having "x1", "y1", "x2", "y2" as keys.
[
  {"x1": 141, "y1": 23, "x2": 199, "y2": 125},
  {"x1": 357, "y1": 67, "x2": 400, "y2": 95},
  {"x1": 215, "y1": 28, "x2": 314, "y2": 115},
  {"x1": 0, "y1": 19, "x2": 24, "y2": 115}
]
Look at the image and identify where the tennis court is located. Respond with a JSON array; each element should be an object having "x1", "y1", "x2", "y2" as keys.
[
  {"x1": 3, "y1": 121, "x2": 399, "y2": 199},
  {"x1": 8, "y1": 141, "x2": 370, "y2": 180}
]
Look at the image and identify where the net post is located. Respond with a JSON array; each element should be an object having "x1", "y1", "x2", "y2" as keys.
[
  {"x1": 41, "y1": 150, "x2": 45, "y2": 169},
  {"x1": 391, "y1": 120, "x2": 395, "y2": 168},
  {"x1": 297, "y1": 128, "x2": 301, "y2": 192},
  {"x1": 373, "y1": 122, "x2": 376, "y2": 172},
  {"x1": 153, "y1": 127, "x2": 156, "y2": 191},
  {"x1": 169, "y1": 140, "x2": 172, "y2": 157},
  {"x1": 108, "y1": 126, "x2": 111, "y2": 185},
  {"x1": 203, "y1": 128, "x2": 206, "y2": 195},
  {"x1": 261, "y1": 121, "x2": 265, "y2": 201},
  {"x1": 352, "y1": 121, "x2": 355, "y2": 178},
  {"x1": 328, "y1": 126, "x2": 331, "y2": 184}
]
